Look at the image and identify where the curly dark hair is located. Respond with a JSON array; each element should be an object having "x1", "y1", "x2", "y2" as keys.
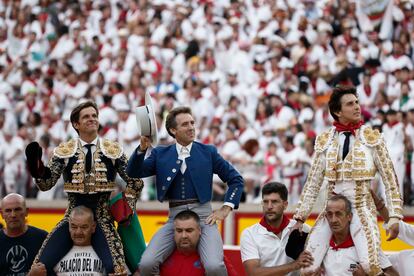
[{"x1": 328, "y1": 85, "x2": 358, "y2": 121}]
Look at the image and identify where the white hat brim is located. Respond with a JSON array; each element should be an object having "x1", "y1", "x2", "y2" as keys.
[{"x1": 136, "y1": 92, "x2": 158, "y2": 145}]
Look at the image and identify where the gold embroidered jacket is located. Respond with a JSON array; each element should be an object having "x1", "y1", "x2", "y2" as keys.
[
  {"x1": 294, "y1": 125, "x2": 403, "y2": 223},
  {"x1": 35, "y1": 138, "x2": 143, "y2": 206}
]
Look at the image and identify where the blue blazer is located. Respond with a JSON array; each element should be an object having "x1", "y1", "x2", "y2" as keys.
[{"x1": 127, "y1": 141, "x2": 244, "y2": 209}]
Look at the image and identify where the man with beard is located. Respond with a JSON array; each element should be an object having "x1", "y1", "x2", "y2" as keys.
[
  {"x1": 240, "y1": 182, "x2": 313, "y2": 276},
  {"x1": 128, "y1": 106, "x2": 244, "y2": 276},
  {"x1": 160, "y1": 210, "x2": 237, "y2": 276}
]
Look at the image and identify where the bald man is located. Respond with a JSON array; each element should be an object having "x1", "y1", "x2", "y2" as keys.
[
  {"x1": 0, "y1": 193, "x2": 48, "y2": 275},
  {"x1": 30, "y1": 206, "x2": 107, "y2": 276}
]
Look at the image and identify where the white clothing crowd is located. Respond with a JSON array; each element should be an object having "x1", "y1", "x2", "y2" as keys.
[{"x1": 0, "y1": 0, "x2": 414, "y2": 204}]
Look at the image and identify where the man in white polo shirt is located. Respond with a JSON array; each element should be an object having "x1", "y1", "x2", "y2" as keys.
[
  {"x1": 240, "y1": 182, "x2": 313, "y2": 276},
  {"x1": 315, "y1": 195, "x2": 397, "y2": 276}
]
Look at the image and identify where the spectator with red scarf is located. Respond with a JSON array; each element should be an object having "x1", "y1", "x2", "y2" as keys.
[
  {"x1": 303, "y1": 195, "x2": 398, "y2": 276},
  {"x1": 240, "y1": 182, "x2": 313, "y2": 276}
]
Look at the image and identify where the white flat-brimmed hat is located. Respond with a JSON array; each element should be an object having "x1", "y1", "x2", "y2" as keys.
[{"x1": 135, "y1": 92, "x2": 158, "y2": 145}]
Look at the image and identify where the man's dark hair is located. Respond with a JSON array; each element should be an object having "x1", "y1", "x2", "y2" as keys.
[
  {"x1": 327, "y1": 194, "x2": 352, "y2": 215},
  {"x1": 70, "y1": 101, "x2": 99, "y2": 133},
  {"x1": 174, "y1": 210, "x2": 200, "y2": 225},
  {"x1": 165, "y1": 106, "x2": 192, "y2": 138},
  {"x1": 328, "y1": 85, "x2": 358, "y2": 121},
  {"x1": 262, "y1": 182, "x2": 288, "y2": 201}
]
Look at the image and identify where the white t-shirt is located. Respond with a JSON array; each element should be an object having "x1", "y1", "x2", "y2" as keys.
[
  {"x1": 388, "y1": 250, "x2": 414, "y2": 276},
  {"x1": 387, "y1": 219, "x2": 414, "y2": 275},
  {"x1": 397, "y1": 220, "x2": 414, "y2": 246},
  {"x1": 240, "y1": 219, "x2": 310, "y2": 276},
  {"x1": 323, "y1": 246, "x2": 391, "y2": 276},
  {"x1": 54, "y1": 245, "x2": 105, "y2": 276}
]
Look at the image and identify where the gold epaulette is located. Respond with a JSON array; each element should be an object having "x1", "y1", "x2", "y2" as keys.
[
  {"x1": 314, "y1": 128, "x2": 334, "y2": 153},
  {"x1": 360, "y1": 126, "x2": 381, "y2": 147},
  {"x1": 100, "y1": 139, "x2": 123, "y2": 159},
  {"x1": 54, "y1": 139, "x2": 77, "y2": 158}
]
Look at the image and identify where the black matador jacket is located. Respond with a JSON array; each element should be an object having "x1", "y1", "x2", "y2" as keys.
[{"x1": 33, "y1": 138, "x2": 143, "y2": 275}]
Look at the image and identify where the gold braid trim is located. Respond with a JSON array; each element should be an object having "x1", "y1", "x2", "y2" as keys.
[
  {"x1": 360, "y1": 126, "x2": 382, "y2": 147},
  {"x1": 354, "y1": 181, "x2": 381, "y2": 276},
  {"x1": 314, "y1": 128, "x2": 335, "y2": 153},
  {"x1": 325, "y1": 169, "x2": 377, "y2": 181},
  {"x1": 294, "y1": 149, "x2": 326, "y2": 221},
  {"x1": 100, "y1": 139, "x2": 123, "y2": 159},
  {"x1": 54, "y1": 139, "x2": 77, "y2": 158},
  {"x1": 116, "y1": 154, "x2": 144, "y2": 209},
  {"x1": 64, "y1": 182, "x2": 117, "y2": 192},
  {"x1": 113, "y1": 266, "x2": 128, "y2": 275},
  {"x1": 95, "y1": 196, "x2": 128, "y2": 274},
  {"x1": 373, "y1": 138, "x2": 403, "y2": 219}
]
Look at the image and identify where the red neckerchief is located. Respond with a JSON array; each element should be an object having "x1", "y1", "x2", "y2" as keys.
[
  {"x1": 259, "y1": 214, "x2": 290, "y2": 236},
  {"x1": 28, "y1": 77, "x2": 37, "y2": 85},
  {"x1": 46, "y1": 68, "x2": 55, "y2": 76},
  {"x1": 329, "y1": 234, "x2": 354, "y2": 251},
  {"x1": 306, "y1": 130, "x2": 317, "y2": 139},
  {"x1": 344, "y1": 34, "x2": 352, "y2": 45},
  {"x1": 364, "y1": 85, "x2": 371, "y2": 97},
  {"x1": 311, "y1": 78, "x2": 317, "y2": 91},
  {"x1": 259, "y1": 80, "x2": 268, "y2": 89},
  {"x1": 387, "y1": 121, "x2": 399, "y2": 128},
  {"x1": 68, "y1": 81, "x2": 77, "y2": 88},
  {"x1": 27, "y1": 100, "x2": 36, "y2": 112},
  {"x1": 288, "y1": 100, "x2": 301, "y2": 111},
  {"x1": 333, "y1": 120, "x2": 364, "y2": 136},
  {"x1": 89, "y1": 64, "x2": 98, "y2": 73},
  {"x1": 275, "y1": 106, "x2": 282, "y2": 115},
  {"x1": 42, "y1": 101, "x2": 49, "y2": 111}
]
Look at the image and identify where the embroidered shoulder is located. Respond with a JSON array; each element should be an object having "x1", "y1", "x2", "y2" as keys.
[
  {"x1": 315, "y1": 128, "x2": 334, "y2": 153},
  {"x1": 54, "y1": 139, "x2": 77, "y2": 158},
  {"x1": 100, "y1": 139, "x2": 123, "y2": 159},
  {"x1": 360, "y1": 126, "x2": 382, "y2": 147}
]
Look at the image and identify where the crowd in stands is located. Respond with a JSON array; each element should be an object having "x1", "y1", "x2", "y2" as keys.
[{"x1": 0, "y1": 0, "x2": 414, "y2": 205}]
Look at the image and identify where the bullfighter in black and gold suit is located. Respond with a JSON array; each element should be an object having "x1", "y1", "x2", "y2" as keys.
[{"x1": 25, "y1": 101, "x2": 143, "y2": 275}]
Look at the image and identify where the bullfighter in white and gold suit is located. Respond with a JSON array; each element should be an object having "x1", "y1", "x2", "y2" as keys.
[{"x1": 292, "y1": 86, "x2": 403, "y2": 276}]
